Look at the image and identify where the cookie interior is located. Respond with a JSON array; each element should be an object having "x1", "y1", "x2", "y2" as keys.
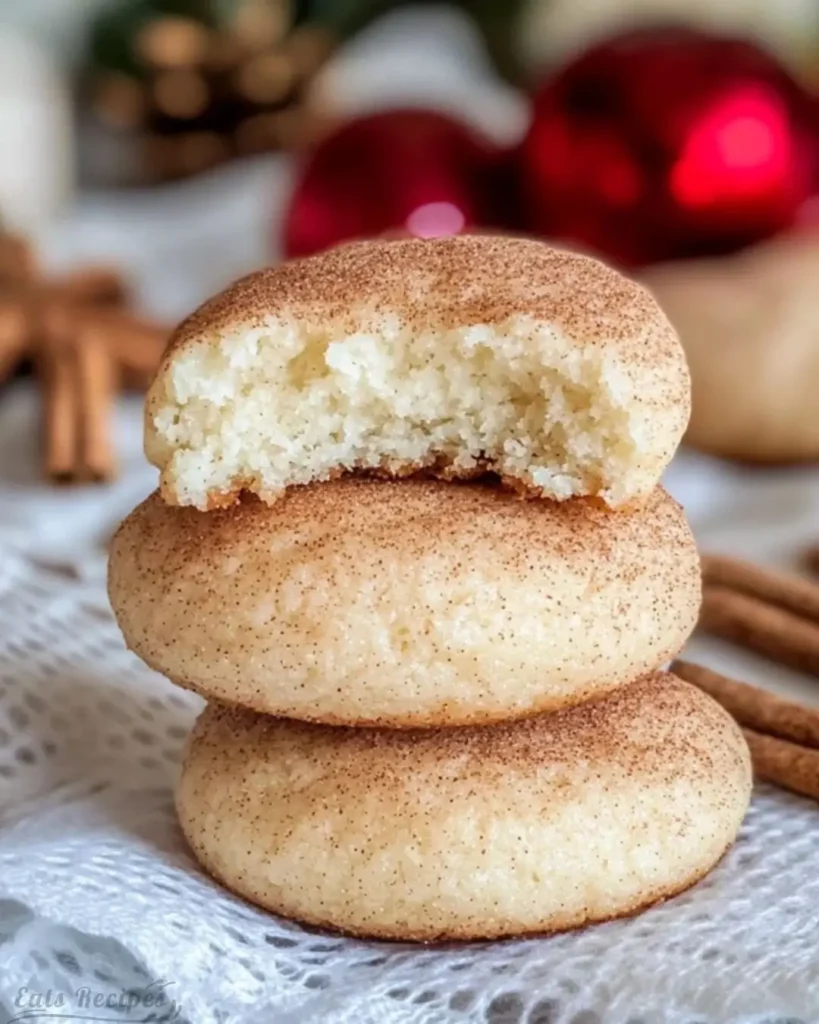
[{"x1": 148, "y1": 313, "x2": 649, "y2": 510}]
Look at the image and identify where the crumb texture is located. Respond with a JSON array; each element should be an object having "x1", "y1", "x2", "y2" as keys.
[
  {"x1": 108, "y1": 479, "x2": 701, "y2": 726},
  {"x1": 176, "y1": 674, "x2": 751, "y2": 941},
  {"x1": 145, "y1": 236, "x2": 689, "y2": 509}
]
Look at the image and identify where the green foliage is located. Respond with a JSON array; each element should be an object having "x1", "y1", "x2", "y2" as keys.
[{"x1": 89, "y1": 0, "x2": 528, "y2": 80}]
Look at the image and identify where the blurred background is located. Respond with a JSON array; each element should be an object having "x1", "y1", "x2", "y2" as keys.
[{"x1": 1, "y1": 0, "x2": 819, "y2": 571}]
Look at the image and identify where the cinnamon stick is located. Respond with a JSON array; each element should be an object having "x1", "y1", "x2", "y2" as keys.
[
  {"x1": 804, "y1": 547, "x2": 819, "y2": 578},
  {"x1": 701, "y1": 553, "x2": 819, "y2": 625},
  {"x1": 672, "y1": 660, "x2": 819, "y2": 748},
  {"x1": 0, "y1": 234, "x2": 37, "y2": 283},
  {"x1": 0, "y1": 301, "x2": 28, "y2": 385},
  {"x1": 40, "y1": 317, "x2": 78, "y2": 483},
  {"x1": 103, "y1": 311, "x2": 167, "y2": 388},
  {"x1": 76, "y1": 323, "x2": 116, "y2": 481},
  {"x1": 699, "y1": 586, "x2": 819, "y2": 677},
  {"x1": 57, "y1": 266, "x2": 129, "y2": 309},
  {"x1": 742, "y1": 728, "x2": 819, "y2": 801}
]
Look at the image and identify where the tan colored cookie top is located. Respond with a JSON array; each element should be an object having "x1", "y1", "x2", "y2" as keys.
[
  {"x1": 190, "y1": 672, "x2": 739, "y2": 788},
  {"x1": 160, "y1": 234, "x2": 679, "y2": 368},
  {"x1": 112, "y1": 475, "x2": 688, "y2": 571},
  {"x1": 108, "y1": 478, "x2": 700, "y2": 726}
]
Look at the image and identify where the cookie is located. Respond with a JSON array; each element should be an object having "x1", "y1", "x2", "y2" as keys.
[
  {"x1": 646, "y1": 234, "x2": 819, "y2": 463},
  {"x1": 176, "y1": 674, "x2": 751, "y2": 941},
  {"x1": 145, "y1": 235, "x2": 689, "y2": 510},
  {"x1": 109, "y1": 478, "x2": 701, "y2": 727}
]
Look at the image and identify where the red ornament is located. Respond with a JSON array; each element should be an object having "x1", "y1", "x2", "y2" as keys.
[
  {"x1": 519, "y1": 28, "x2": 819, "y2": 266},
  {"x1": 283, "y1": 109, "x2": 506, "y2": 259}
]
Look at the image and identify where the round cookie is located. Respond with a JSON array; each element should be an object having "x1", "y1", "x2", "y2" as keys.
[
  {"x1": 176, "y1": 673, "x2": 752, "y2": 941},
  {"x1": 108, "y1": 477, "x2": 701, "y2": 727},
  {"x1": 645, "y1": 234, "x2": 819, "y2": 463},
  {"x1": 145, "y1": 234, "x2": 689, "y2": 510}
]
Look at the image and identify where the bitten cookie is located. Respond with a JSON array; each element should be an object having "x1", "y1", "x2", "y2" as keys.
[
  {"x1": 176, "y1": 674, "x2": 751, "y2": 941},
  {"x1": 145, "y1": 235, "x2": 689, "y2": 510},
  {"x1": 108, "y1": 478, "x2": 701, "y2": 727},
  {"x1": 645, "y1": 234, "x2": 819, "y2": 463}
]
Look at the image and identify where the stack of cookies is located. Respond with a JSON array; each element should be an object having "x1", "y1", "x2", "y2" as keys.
[{"x1": 109, "y1": 236, "x2": 751, "y2": 941}]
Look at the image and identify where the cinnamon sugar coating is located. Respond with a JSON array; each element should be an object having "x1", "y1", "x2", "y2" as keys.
[
  {"x1": 108, "y1": 477, "x2": 701, "y2": 726},
  {"x1": 176, "y1": 674, "x2": 751, "y2": 941}
]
